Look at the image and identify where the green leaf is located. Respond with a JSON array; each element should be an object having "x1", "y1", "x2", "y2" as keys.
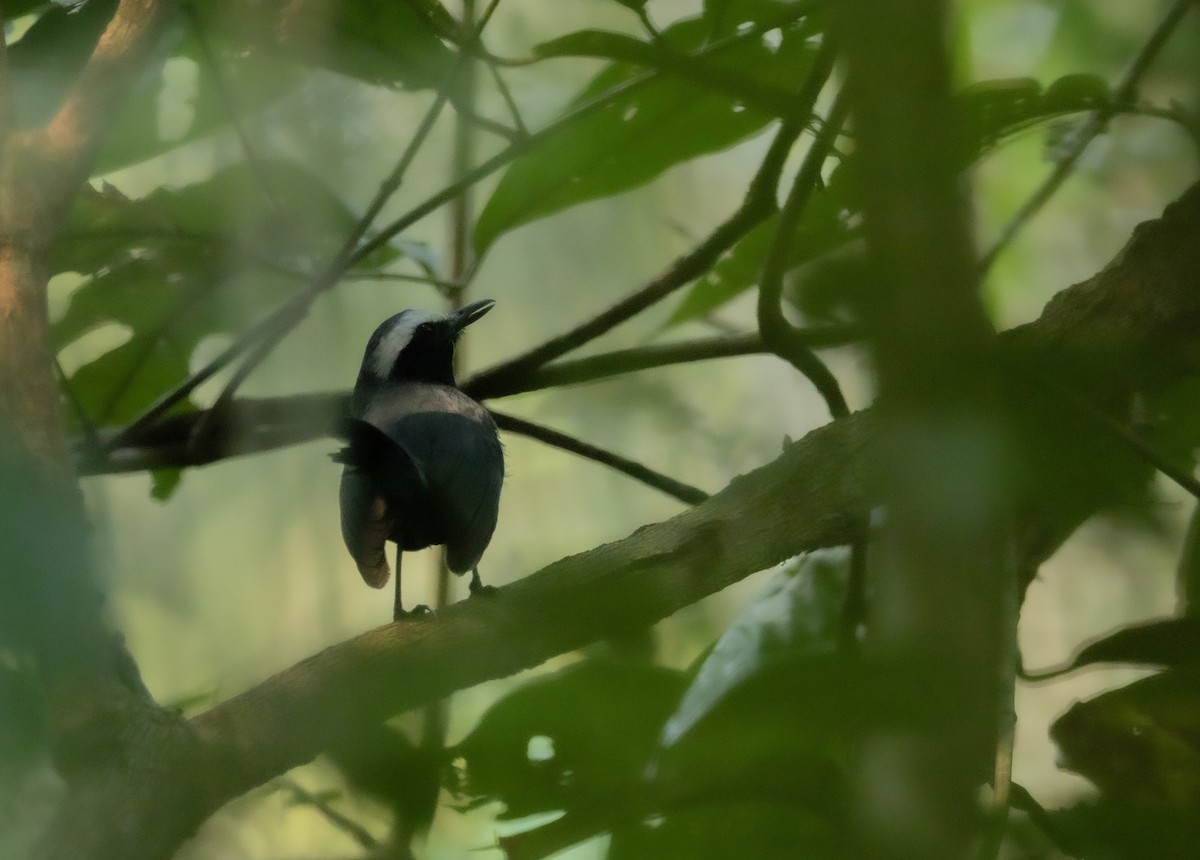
[
  {"x1": 452, "y1": 660, "x2": 687, "y2": 819},
  {"x1": 473, "y1": 12, "x2": 819, "y2": 252},
  {"x1": 1046, "y1": 617, "x2": 1200, "y2": 675},
  {"x1": 150, "y1": 468, "x2": 182, "y2": 501},
  {"x1": 1052, "y1": 669, "x2": 1200, "y2": 815},
  {"x1": 956, "y1": 74, "x2": 1114, "y2": 163},
  {"x1": 327, "y1": 722, "x2": 440, "y2": 833},
  {"x1": 659, "y1": 550, "x2": 847, "y2": 749}
]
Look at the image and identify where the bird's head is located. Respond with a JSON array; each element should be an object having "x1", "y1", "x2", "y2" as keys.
[{"x1": 356, "y1": 299, "x2": 495, "y2": 391}]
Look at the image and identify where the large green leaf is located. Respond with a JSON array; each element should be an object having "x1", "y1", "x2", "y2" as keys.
[
  {"x1": 658, "y1": 550, "x2": 846, "y2": 750},
  {"x1": 451, "y1": 660, "x2": 687, "y2": 820},
  {"x1": 472, "y1": 8, "x2": 820, "y2": 252}
]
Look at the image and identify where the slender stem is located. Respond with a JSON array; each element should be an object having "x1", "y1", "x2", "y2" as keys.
[
  {"x1": 277, "y1": 779, "x2": 378, "y2": 851},
  {"x1": 757, "y1": 83, "x2": 850, "y2": 419},
  {"x1": 485, "y1": 60, "x2": 529, "y2": 137},
  {"x1": 978, "y1": 0, "x2": 1194, "y2": 274},
  {"x1": 460, "y1": 105, "x2": 522, "y2": 141},
  {"x1": 491, "y1": 411, "x2": 709, "y2": 505}
]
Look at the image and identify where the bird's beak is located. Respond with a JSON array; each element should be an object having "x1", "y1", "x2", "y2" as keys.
[{"x1": 449, "y1": 299, "x2": 495, "y2": 333}]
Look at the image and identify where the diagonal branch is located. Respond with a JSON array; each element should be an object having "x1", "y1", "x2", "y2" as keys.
[{"x1": 492, "y1": 410, "x2": 709, "y2": 505}]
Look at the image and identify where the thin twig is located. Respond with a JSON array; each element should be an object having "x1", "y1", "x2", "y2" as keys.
[
  {"x1": 476, "y1": 0, "x2": 503, "y2": 32},
  {"x1": 341, "y1": 270, "x2": 461, "y2": 290},
  {"x1": 459, "y1": 105, "x2": 522, "y2": 141},
  {"x1": 277, "y1": 779, "x2": 378, "y2": 852},
  {"x1": 978, "y1": 0, "x2": 1194, "y2": 275},
  {"x1": 484, "y1": 60, "x2": 529, "y2": 137},
  {"x1": 491, "y1": 410, "x2": 709, "y2": 505},
  {"x1": 757, "y1": 83, "x2": 850, "y2": 419}
]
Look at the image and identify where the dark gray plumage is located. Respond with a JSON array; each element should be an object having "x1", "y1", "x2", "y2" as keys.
[{"x1": 336, "y1": 300, "x2": 503, "y2": 619}]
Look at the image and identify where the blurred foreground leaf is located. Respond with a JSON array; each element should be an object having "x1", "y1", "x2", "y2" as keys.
[{"x1": 53, "y1": 161, "x2": 400, "y2": 429}]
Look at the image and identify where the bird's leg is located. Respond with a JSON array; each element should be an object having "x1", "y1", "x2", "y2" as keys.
[
  {"x1": 468, "y1": 567, "x2": 497, "y2": 598},
  {"x1": 393, "y1": 544, "x2": 432, "y2": 620}
]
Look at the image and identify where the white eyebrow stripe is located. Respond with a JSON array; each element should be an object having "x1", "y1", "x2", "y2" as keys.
[{"x1": 368, "y1": 310, "x2": 442, "y2": 380}]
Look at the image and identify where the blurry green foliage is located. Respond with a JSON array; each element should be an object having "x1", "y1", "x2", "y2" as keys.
[
  {"x1": 52, "y1": 162, "x2": 398, "y2": 427},
  {"x1": 473, "y1": 0, "x2": 820, "y2": 252},
  {"x1": 1051, "y1": 670, "x2": 1200, "y2": 856},
  {"x1": 5, "y1": 0, "x2": 1198, "y2": 856}
]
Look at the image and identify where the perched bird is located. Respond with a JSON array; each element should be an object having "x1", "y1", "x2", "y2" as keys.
[{"x1": 335, "y1": 299, "x2": 503, "y2": 619}]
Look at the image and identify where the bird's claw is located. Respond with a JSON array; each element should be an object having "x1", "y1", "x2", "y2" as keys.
[
  {"x1": 469, "y1": 583, "x2": 498, "y2": 598},
  {"x1": 394, "y1": 604, "x2": 434, "y2": 621}
]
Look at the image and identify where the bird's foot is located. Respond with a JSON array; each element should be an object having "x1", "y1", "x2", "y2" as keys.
[
  {"x1": 394, "y1": 603, "x2": 434, "y2": 621},
  {"x1": 468, "y1": 568, "x2": 497, "y2": 598}
]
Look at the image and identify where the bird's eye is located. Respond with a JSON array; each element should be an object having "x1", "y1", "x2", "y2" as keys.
[{"x1": 417, "y1": 323, "x2": 432, "y2": 334}]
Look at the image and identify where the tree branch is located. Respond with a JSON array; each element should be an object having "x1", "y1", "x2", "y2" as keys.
[
  {"x1": 491, "y1": 410, "x2": 709, "y2": 505},
  {"x1": 74, "y1": 330, "x2": 858, "y2": 476},
  {"x1": 24, "y1": 0, "x2": 174, "y2": 219}
]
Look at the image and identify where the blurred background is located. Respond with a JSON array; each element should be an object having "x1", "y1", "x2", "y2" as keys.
[{"x1": 10, "y1": 0, "x2": 1198, "y2": 856}]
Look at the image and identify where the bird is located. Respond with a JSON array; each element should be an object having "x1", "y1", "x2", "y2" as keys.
[{"x1": 334, "y1": 299, "x2": 503, "y2": 620}]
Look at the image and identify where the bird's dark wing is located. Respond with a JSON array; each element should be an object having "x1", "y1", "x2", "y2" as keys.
[
  {"x1": 360, "y1": 385, "x2": 504, "y2": 574},
  {"x1": 336, "y1": 419, "x2": 428, "y2": 588}
]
